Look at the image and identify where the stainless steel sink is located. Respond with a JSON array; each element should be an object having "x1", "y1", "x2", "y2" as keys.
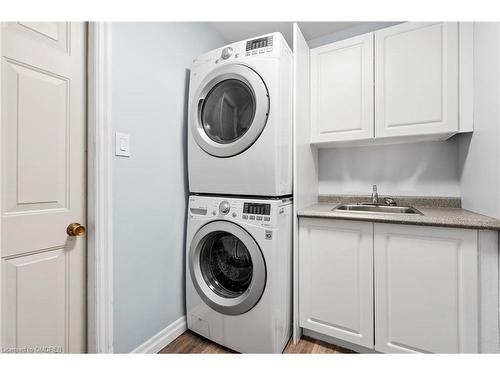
[{"x1": 332, "y1": 203, "x2": 424, "y2": 215}]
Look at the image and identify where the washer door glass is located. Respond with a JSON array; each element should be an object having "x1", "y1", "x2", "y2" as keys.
[
  {"x1": 201, "y1": 79, "x2": 256, "y2": 144},
  {"x1": 200, "y1": 231, "x2": 253, "y2": 297},
  {"x1": 189, "y1": 221, "x2": 266, "y2": 315}
]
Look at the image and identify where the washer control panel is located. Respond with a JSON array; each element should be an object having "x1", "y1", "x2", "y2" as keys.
[
  {"x1": 243, "y1": 202, "x2": 271, "y2": 215},
  {"x1": 189, "y1": 196, "x2": 285, "y2": 227},
  {"x1": 242, "y1": 202, "x2": 271, "y2": 222}
]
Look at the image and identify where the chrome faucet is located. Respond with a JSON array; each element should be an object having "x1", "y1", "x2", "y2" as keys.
[
  {"x1": 371, "y1": 185, "x2": 379, "y2": 204},
  {"x1": 370, "y1": 185, "x2": 397, "y2": 206}
]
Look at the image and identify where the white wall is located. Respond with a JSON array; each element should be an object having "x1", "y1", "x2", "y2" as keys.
[
  {"x1": 319, "y1": 139, "x2": 461, "y2": 197},
  {"x1": 111, "y1": 22, "x2": 225, "y2": 353},
  {"x1": 459, "y1": 23, "x2": 500, "y2": 219}
]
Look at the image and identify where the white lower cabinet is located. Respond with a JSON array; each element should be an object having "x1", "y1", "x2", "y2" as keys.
[
  {"x1": 374, "y1": 223, "x2": 478, "y2": 353},
  {"x1": 298, "y1": 218, "x2": 496, "y2": 353},
  {"x1": 299, "y1": 218, "x2": 374, "y2": 349}
]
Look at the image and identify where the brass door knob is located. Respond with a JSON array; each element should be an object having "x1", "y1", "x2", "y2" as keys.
[{"x1": 67, "y1": 223, "x2": 86, "y2": 237}]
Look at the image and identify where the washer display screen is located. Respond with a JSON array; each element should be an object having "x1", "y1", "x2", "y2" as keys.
[{"x1": 243, "y1": 203, "x2": 271, "y2": 216}]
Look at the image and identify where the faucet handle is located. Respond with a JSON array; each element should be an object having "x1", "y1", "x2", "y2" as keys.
[{"x1": 384, "y1": 197, "x2": 397, "y2": 206}]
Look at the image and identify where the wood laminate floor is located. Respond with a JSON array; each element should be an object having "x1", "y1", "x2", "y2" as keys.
[{"x1": 159, "y1": 330, "x2": 356, "y2": 354}]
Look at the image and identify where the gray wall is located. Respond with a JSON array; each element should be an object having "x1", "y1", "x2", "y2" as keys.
[
  {"x1": 112, "y1": 22, "x2": 225, "y2": 353},
  {"x1": 307, "y1": 22, "x2": 401, "y2": 48},
  {"x1": 459, "y1": 23, "x2": 500, "y2": 218}
]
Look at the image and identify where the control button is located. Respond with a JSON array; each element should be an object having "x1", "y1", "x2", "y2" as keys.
[
  {"x1": 266, "y1": 47, "x2": 273, "y2": 52},
  {"x1": 256, "y1": 216, "x2": 263, "y2": 221},
  {"x1": 219, "y1": 201, "x2": 230, "y2": 215},
  {"x1": 264, "y1": 217, "x2": 270, "y2": 222},
  {"x1": 259, "y1": 48, "x2": 265, "y2": 54},
  {"x1": 212, "y1": 210, "x2": 217, "y2": 216},
  {"x1": 215, "y1": 59, "x2": 219, "y2": 64},
  {"x1": 245, "y1": 52, "x2": 250, "y2": 56},
  {"x1": 242, "y1": 214, "x2": 248, "y2": 219},
  {"x1": 234, "y1": 53, "x2": 239, "y2": 58},
  {"x1": 232, "y1": 212, "x2": 237, "y2": 218},
  {"x1": 252, "y1": 50, "x2": 258, "y2": 55},
  {"x1": 221, "y1": 47, "x2": 233, "y2": 60},
  {"x1": 249, "y1": 215, "x2": 255, "y2": 220}
]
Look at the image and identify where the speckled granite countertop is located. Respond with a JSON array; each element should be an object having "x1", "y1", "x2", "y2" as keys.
[{"x1": 298, "y1": 195, "x2": 500, "y2": 231}]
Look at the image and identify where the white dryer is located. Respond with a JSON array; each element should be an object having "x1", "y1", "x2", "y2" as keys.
[
  {"x1": 186, "y1": 194, "x2": 292, "y2": 353},
  {"x1": 188, "y1": 33, "x2": 292, "y2": 197}
]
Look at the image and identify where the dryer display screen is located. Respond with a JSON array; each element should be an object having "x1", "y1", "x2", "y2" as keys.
[
  {"x1": 246, "y1": 36, "x2": 273, "y2": 51},
  {"x1": 243, "y1": 203, "x2": 271, "y2": 215}
]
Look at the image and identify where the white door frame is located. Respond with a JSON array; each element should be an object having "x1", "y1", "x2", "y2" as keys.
[
  {"x1": 0, "y1": 22, "x2": 114, "y2": 353},
  {"x1": 0, "y1": 21, "x2": 4, "y2": 355},
  {"x1": 87, "y1": 22, "x2": 114, "y2": 353}
]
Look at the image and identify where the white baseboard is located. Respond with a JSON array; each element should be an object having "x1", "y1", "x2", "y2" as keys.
[{"x1": 131, "y1": 316, "x2": 187, "y2": 353}]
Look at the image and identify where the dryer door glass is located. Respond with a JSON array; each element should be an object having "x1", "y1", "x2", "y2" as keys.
[
  {"x1": 191, "y1": 64, "x2": 269, "y2": 158},
  {"x1": 200, "y1": 231, "x2": 253, "y2": 298},
  {"x1": 201, "y1": 79, "x2": 256, "y2": 144}
]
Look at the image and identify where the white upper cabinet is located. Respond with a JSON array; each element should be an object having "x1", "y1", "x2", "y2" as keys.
[
  {"x1": 374, "y1": 22, "x2": 459, "y2": 138},
  {"x1": 310, "y1": 33, "x2": 374, "y2": 143},
  {"x1": 308, "y1": 22, "x2": 472, "y2": 146}
]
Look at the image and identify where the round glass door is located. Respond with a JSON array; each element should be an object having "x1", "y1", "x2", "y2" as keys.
[
  {"x1": 201, "y1": 79, "x2": 256, "y2": 144},
  {"x1": 200, "y1": 231, "x2": 253, "y2": 298},
  {"x1": 191, "y1": 64, "x2": 269, "y2": 158},
  {"x1": 189, "y1": 221, "x2": 266, "y2": 315}
]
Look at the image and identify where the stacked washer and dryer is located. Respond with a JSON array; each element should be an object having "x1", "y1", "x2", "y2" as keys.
[{"x1": 185, "y1": 33, "x2": 293, "y2": 353}]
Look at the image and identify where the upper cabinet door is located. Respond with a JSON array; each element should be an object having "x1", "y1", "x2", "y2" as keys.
[
  {"x1": 375, "y1": 22, "x2": 459, "y2": 138},
  {"x1": 310, "y1": 33, "x2": 374, "y2": 143}
]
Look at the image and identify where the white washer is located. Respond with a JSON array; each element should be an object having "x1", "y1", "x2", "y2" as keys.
[
  {"x1": 188, "y1": 33, "x2": 292, "y2": 197},
  {"x1": 186, "y1": 194, "x2": 292, "y2": 353}
]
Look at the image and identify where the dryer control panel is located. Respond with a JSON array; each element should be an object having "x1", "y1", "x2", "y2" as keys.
[
  {"x1": 243, "y1": 35, "x2": 275, "y2": 57},
  {"x1": 191, "y1": 32, "x2": 291, "y2": 69},
  {"x1": 245, "y1": 35, "x2": 273, "y2": 51}
]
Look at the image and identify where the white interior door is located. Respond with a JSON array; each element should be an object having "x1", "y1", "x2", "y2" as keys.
[{"x1": 1, "y1": 22, "x2": 87, "y2": 353}]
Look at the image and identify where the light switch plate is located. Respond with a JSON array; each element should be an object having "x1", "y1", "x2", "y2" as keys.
[{"x1": 115, "y1": 132, "x2": 130, "y2": 157}]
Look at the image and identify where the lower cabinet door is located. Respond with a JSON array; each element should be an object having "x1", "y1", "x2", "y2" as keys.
[
  {"x1": 299, "y1": 218, "x2": 374, "y2": 349},
  {"x1": 374, "y1": 223, "x2": 479, "y2": 353}
]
